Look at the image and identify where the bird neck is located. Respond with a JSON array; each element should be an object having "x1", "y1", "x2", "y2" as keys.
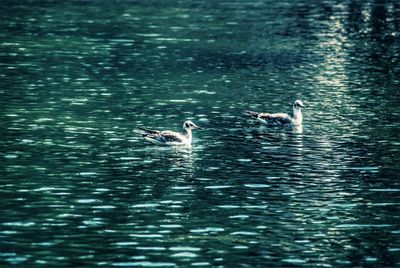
[
  {"x1": 292, "y1": 107, "x2": 303, "y2": 124},
  {"x1": 183, "y1": 128, "x2": 192, "y2": 142}
]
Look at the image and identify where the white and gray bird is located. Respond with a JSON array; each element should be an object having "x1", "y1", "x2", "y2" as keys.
[
  {"x1": 245, "y1": 100, "x2": 305, "y2": 126},
  {"x1": 139, "y1": 120, "x2": 202, "y2": 146}
]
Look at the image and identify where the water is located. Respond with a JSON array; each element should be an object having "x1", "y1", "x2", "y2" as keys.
[{"x1": 1, "y1": 0, "x2": 400, "y2": 267}]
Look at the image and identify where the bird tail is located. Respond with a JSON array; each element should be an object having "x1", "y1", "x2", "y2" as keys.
[
  {"x1": 138, "y1": 127, "x2": 160, "y2": 136},
  {"x1": 244, "y1": 110, "x2": 260, "y2": 119}
]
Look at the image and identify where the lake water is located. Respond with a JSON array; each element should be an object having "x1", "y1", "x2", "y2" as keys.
[{"x1": 1, "y1": 0, "x2": 400, "y2": 267}]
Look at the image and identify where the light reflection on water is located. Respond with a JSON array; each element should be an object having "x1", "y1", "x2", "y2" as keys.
[{"x1": 1, "y1": 0, "x2": 400, "y2": 267}]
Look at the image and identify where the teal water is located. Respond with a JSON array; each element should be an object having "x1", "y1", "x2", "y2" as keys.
[{"x1": 1, "y1": 0, "x2": 400, "y2": 267}]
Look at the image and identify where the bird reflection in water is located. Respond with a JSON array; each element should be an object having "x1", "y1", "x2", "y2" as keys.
[{"x1": 144, "y1": 145, "x2": 196, "y2": 178}]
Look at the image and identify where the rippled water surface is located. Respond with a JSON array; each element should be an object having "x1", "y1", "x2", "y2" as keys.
[{"x1": 1, "y1": 0, "x2": 400, "y2": 267}]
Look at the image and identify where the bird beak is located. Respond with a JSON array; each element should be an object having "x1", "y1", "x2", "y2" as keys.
[
  {"x1": 193, "y1": 124, "x2": 203, "y2": 129},
  {"x1": 299, "y1": 103, "x2": 305, "y2": 108}
]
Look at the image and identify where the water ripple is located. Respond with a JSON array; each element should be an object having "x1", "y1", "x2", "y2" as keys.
[{"x1": 1, "y1": 0, "x2": 399, "y2": 267}]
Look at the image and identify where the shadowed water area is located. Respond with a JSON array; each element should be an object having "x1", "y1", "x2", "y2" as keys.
[{"x1": 1, "y1": 0, "x2": 400, "y2": 267}]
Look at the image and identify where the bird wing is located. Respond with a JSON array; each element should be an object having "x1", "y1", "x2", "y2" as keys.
[
  {"x1": 142, "y1": 130, "x2": 184, "y2": 144},
  {"x1": 257, "y1": 113, "x2": 273, "y2": 120},
  {"x1": 159, "y1": 131, "x2": 185, "y2": 143},
  {"x1": 264, "y1": 113, "x2": 292, "y2": 125},
  {"x1": 246, "y1": 108, "x2": 294, "y2": 126}
]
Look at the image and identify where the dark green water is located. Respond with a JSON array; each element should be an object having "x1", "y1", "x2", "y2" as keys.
[{"x1": 1, "y1": 0, "x2": 400, "y2": 267}]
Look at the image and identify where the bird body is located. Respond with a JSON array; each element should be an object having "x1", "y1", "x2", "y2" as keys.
[
  {"x1": 139, "y1": 121, "x2": 201, "y2": 146},
  {"x1": 246, "y1": 100, "x2": 304, "y2": 126}
]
